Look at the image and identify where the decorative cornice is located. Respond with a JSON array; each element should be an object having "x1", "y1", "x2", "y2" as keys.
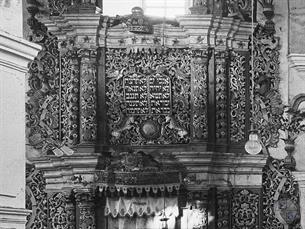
[
  {"x1": 41, "y1": 14, "x2": 254, "y2": 51},
  {"x1": 288, "y1": 54, "x2": 305, "y2": 73},
  {"x1": 0, "y1": 206, "x2": 31, "y2": 225},
  {"x1": 0, "y1": 31, "x2": 41, "y2": 72},
  {"x1": 30, "y1": 154, "x2": 99, "y2": 192},
  {"x1": 173, "y1": 152, "x2": 268, "y2": 189}
]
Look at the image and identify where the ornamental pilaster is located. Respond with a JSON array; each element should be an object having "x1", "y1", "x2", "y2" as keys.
[
  {"x1": 215, "y1": 50, "x2": 229, "y2": 144},
  {"x1": 78, "y1": 49, "x2": 97, "y2": 144},
  {"x1": 191, "y1": 50, "x2": 210, "y2": 142},
  {"x1": 74, "y1": 188, "x2": 96, "y2": 229}
]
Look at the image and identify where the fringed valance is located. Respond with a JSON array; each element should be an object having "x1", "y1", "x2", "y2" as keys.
[
  {"x1": 95, "y1": 151, "x2": 183, "y2": 197},
  {"x1": 105, "y1": 197, "x2": 179, "y2": 218},
  {"x1": 98, "y1": 183, "x2": 180, "y2": 195}
]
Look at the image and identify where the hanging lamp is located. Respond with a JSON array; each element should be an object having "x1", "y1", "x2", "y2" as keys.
[
  {"x1": 160, "y1": 153, "x2": 169, "y2": 229},
  {"x1": 244, "y1": 0, "x2": 262, "y2": 155}
]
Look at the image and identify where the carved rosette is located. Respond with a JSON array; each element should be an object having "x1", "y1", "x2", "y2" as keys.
[
  {"x1": 232, "y1": 189, "x2": 259, "y2": 229},
  {"x1": 215, "y1": 51, "x2": 228, "y2": 142},
  {"x1": 216, "y1": 190, "x2": 231, "y2": 229},
  {"x1": 251, "y1": 25, "x2": 283, "y2": 147},
  {"x1": 79, "y1": 49, "x2": 97, "y2": 143},
  {"x1": 74, "y1": 189, "x2": 96, "y2": 229},
  {"x1": 229, "y1": 51, "x2": 246, "y2": 143},
  {"x1": 61, "y1": 50, "x2": 80, "y2": 146},
  {"x1": 191, "y1": 50, "x2": 209, "y2": 141}
]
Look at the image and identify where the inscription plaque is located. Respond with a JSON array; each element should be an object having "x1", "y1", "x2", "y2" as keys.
[{"x1": 124, "y1": 73, "x2": 171, "y2": 115}]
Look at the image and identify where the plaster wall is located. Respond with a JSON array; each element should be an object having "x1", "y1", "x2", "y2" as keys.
[
  {"x1": 0, "y1": 0, "x2": 23, "y2": 37},
  {"x1": 0, "y1": 66, "x2": 26, "y2": 208},
  {"x1": 0, "y1": 30, "x2": 41, "y2": 229},
  {"x1": 103, "y1": 0, "x2": 142, "y2": 16}
]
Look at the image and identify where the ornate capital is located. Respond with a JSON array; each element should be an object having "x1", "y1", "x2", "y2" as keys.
[
  {"x1": 74, "y1": 188, "x2": 95, "y2": 204},
  {"x1": 73, "y1": 188, "x2": 96, "y2": 229}
]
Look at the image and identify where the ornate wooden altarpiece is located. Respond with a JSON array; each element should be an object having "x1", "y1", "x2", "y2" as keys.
[{"x1": 25, "y1": 1, "x2": 301, "y2": 229}]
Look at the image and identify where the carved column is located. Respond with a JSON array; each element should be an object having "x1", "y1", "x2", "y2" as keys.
[
  {"x1": 48, "y1": 192, "x2": 76, "y2": 229},
  {"x1": 78, "y1": 49, "x2": 97, "y2": 145},
  {"x1": 61, "y1": 49, "x2": 80, "y2": 147},
  {"x1": 74, "y1": 188, "x2": 96, "y2": 229},
  {"x1": 215, "y1": 50, "x2": 229, "y2": 145},
  {"x1": 293, "y1": 172, "x2": 305, "y2": 228},
  {"x1": 191, "y1": 50, "x2": 210, "y2": 142},
  {"x1": 66, "y1": 192, "x2": 76, "y2": 229}
]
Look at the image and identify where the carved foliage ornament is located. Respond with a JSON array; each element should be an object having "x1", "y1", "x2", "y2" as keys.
[
  {"x1": 230, "y1": 51, "x2": 246, "y2": 143},
  {"x1": 216, "y1": 190, "x2": 231, "y2": 229},
  {"x1": 48, "y1": 192, "x2": 76, "y2": 229},
  {"x1": 26, "y1": 167, "x2": 76, "y2": 229},
  {"x1": 60, "y1": 48, "x2": 80, "y2": 147},
  {"x1": 26, "y1": 16, "x2": 82, "y2": 155},
  {"x1": 232, "y1": 189, "x2": 259, "y2": 229},
  {"x1": 75, "y1": 191, "x2": 96, "y2": 229},
  {"x1": 26, "y1": 167, "x2": 48, "y2": 229},
  {"x1": 79, "y1": 49, "x2": 97, "y2": 142},
  {"x1": 262, "y1": 157, "x2": 301, "y2": 228},
  {"x1": 251, "y1": 24, "x2": 283, "y2": 147},
  {"x1": 105, "y1": 48, "x2": 192, "y2": 145},
  {"x1": 26, "y1": 20, "x2": 61, "y2": 154},
  {"x1": 215, "y1": 51, "x2": 228, "y2": 142},
  {"x1": 192, "y1": 50, "x2": 209, "y2": 141}
]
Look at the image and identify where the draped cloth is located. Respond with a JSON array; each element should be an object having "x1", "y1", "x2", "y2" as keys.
[{"x1": 105, "y1": 197, "x2": 178, "y2": 229}]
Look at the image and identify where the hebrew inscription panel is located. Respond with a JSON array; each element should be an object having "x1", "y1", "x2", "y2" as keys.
[{"x1": 124, "y1": 74, "x2": 171, "y2": 115}]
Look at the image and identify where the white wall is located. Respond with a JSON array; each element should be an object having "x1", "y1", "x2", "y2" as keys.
[
  {"x1": 0, "y1": 30, "x2": 40, "y2": 229},
  {"x1": 103, "y1": 0, "x2": 142, "y2": 16},
  {"x1": 0, "y1": 0, "x2": 23, "y2": 37}
]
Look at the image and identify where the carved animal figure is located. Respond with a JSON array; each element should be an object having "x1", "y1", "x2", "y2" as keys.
[
  {"x1": 165, "y1": 115, "x2": 188, "y2": 138},
  {"x1": 111, "y1": 116, "x2": 135, "y2": 138}
]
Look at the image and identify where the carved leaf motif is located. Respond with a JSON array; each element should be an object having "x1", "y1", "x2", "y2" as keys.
[
  {"x1": 26, "y1": 17, "x2": 62, "y2": 154},
  {"x1": 61, "y1": 51, "x2": 80, "y2": 146},
  {"x1": 251, "y1": 25, "x2": 283, "y2": 147},
  {"x1": 26, "y1": 167, "x2": 48, "y2": 229},
  {"x1": 232, "y1": 189, "x2": 259, "y2": 229},
  {"x1": 230, "y1": 51, "x2": 246, "y2": 143},
  {"x1": 216, "y1": 52, "x2": 228, "y2": 142},
  {"x1": 262, "y1": 158, "x2": 300, "y2": 229},
  {"x1": 192, "y1": 55, "x2": 208, "y2": 140}
]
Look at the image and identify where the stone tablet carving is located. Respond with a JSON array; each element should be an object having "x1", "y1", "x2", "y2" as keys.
[{"x1": 123, "y1": 73, "x2": 171, "y2": 115}]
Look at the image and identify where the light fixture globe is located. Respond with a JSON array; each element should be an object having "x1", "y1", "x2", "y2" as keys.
[{"x1": 245, "y1": 131, "x2": 262, "y2": 155}]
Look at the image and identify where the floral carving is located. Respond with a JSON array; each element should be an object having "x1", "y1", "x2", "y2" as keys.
[
  {"x1": 192, "y1": 51, "x2": 209, "y2": 141},
  {"x1": 216, "y1": 190, "x2": 231, "y2": 229},
  {"x1": 226, "y1": 0, "x2": 253, "y2": 21},
  {"x1": 61, "y1": 50, "x2": 80, "y2": 146},
  {"x1": 75, "y1": 191, "x2": 96, "y2": 229},
  {"x1": 232, "y1": 189, "x2": 259, "y2": 229},
  {"x1": 251, "y1": 25, "x2": 283, "y2": 147},
  {"x1": 229, "y1": 51, "x2": 246, "y2": 143},
  {"x1": 105, "y1": 48, "x2": 192, "y2": 145},
  {"x1": 215, "y1": 51, "x2": 228, "y2": 142},
  {"x1": 26, "y1": 167, "x2": 48, "y2": 229},
  {"x1": 79, "y1": 49, "x2": 97, "y2": 142},
  {"x1": 48, "y1": 192, "x2": 76, "y2": 229},
  {"x1": 262, "y1": 157, "x2": 301, "y2": 229},
  {"x1": 26, "y1": 17, "x2": 61, "y2": 154},
  {"x1": 26, "y1": 12, "x2": 80, "y2": 154}
]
